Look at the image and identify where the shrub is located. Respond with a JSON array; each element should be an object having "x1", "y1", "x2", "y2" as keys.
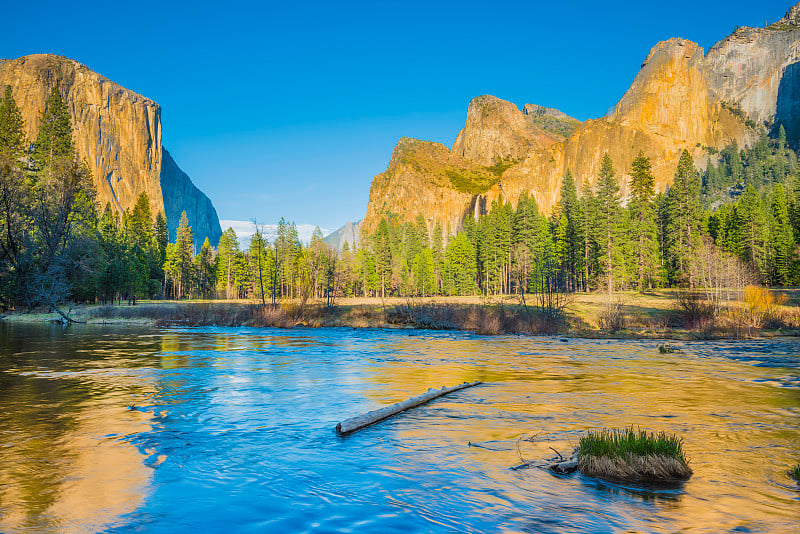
[
  {"x1": 599, "y1": 299, "x2": 626, "y2": 332},
  {"x1": 386, "y1": 302, "x2": 565, "y2": 335},
  {"x1": 744, "y1": 285, "x2": 786, "y2": 328},
  {"x1": 675, "y1": 290, "x2": 715, "y2": 329}
]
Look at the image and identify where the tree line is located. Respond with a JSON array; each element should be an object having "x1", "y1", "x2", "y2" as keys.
[
  {"x1": 353, "y1": 127, "x2": 800, "y2": 299},
  {"x1": 3, "y1": 82, "x2": 798, "y2": 308},
  {"x1": 199, "y1": 127, "x2": 800, "y2": 304}
]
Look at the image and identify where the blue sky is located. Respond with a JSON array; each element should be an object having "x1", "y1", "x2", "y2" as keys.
[{"x1": 2, "y1": 0, "x2": 795, "y2": 234}]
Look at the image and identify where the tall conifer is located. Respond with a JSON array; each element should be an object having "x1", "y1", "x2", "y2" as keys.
[{"x1": 628, "y1": 151, "x2": 659, "y2": 290}]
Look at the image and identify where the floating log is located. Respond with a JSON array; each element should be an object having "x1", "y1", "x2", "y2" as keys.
[{"x1": 336, "y1": 381, "x2": 483, "y2": 435}]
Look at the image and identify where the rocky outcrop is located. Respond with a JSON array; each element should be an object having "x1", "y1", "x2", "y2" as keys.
[
  {"x1": 324, "y1": 220, "x2": 363, "y2": 250},
  {"x1": 362, "y1": 138, "x2": 479, "y2": 237},
  {"x1": 769, "y1": 2, "x2": 800, "y2": 29},
  {"x1": 0, "y1": 54, "x2": 221, "y2": 246},
  {"x1": 523, "y1": 104, "x2": 582, "y2": 138},
  {"x1": 362, "y1": 3, "x2": 800, "y2": 237},
  {"x1": 452, "y1": 95, "x2": 561, "y2": 165},
  {"x1": 612, "y1": 39, "x2": 719, "y2": 144}
]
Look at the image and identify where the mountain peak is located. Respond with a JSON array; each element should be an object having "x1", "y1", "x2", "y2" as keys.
[{"x1": 452, "y1": 94, "x2": 561, "y2": 165}]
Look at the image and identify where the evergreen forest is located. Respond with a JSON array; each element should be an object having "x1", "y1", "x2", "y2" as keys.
[{"x1": 2, "y1": 85, "x2": 799, "y2": 311}]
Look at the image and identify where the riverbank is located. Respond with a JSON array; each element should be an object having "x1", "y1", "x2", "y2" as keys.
[{"x1": 3, "y1": 290, "x2": 799, "y2": 339}]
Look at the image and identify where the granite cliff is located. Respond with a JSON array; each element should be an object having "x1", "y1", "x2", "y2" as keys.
[
  {"x1": 362, "y1": 2, "x2": 800, "y2": 239},
  {"x1": 0, "y1": 54, "x2": 222, "y2": 246},
  {"x1": 324, "y1": 220, "x2": 362, "y2": 251},
  {"x1": 451, "y1": 95, "x2": 565, "y2": 166}
]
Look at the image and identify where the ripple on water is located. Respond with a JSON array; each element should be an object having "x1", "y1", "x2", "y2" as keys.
[{"x1": 0, "y1": 323, "x2": 798, "y2": 533}]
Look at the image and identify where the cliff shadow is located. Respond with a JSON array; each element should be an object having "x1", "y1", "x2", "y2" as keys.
[{"x1": 776, "y1": 61, "x2": 800, "y2": 148}]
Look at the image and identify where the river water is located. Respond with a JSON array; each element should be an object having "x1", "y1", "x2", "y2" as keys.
[{"x1": 0, "y1": 323, "x2": 797, "y2": 533}]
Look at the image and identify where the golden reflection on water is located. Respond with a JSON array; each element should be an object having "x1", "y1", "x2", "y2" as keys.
[
  {"x1": 0, "y1": 392, "x2": 154, "y2": 533},
  {"x1": 361, "y1": 336, "x2": 800, "y2": 532},
  {"x1": 0, "y1": 326, "x2": 157, "y2": 533}
]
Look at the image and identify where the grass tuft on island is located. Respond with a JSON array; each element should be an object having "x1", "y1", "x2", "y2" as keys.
[{"x1": 577, "y1": 427, "x2": 692, "y2": 483}]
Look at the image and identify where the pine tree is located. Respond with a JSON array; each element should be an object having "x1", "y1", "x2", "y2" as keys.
[
  {"x1": 736, "y1": 183, "x2": 769, "y2": 280},
  {"x1": 769, "y1": 183, "x2": 794, "y2": 285},
  {"x1": 130, "y1": 193, "x2": 153, "y2": 244},
  {"x1": 357, "y1": 248, "x2": 380, "y2": 297},
  {"x1": 556, "y1": 170, "x2": 582, "y2": 291},
  {"x1": 250, "y1": 227, "x2": 269, "y2": 304},
  {"x1": 667, "y1": 150, "x2": 702, "y2": 287},
  {"x1": 431, "y1": 221, "x2": 444, "y2": 293},
  {"x1": 309, "y1": 226, "x2": 327, "y2": 298},
  {"x1": 169, "y1": 211, "x2": 195, "y2": 298},
  {"x1": 512, "y1": 192, "x2": 538, "y2": 292},
  {"x1": 412, "y1": 248, "x2": 436, "y2": 297},
  {"x1": 579, "y1": 181, "x2": 598, "y2": 290},
  {"x1": 0, "y1": 85, "x2": 26, "y2": 157},
  {"x1": 790, "y1": 170, "x2": 800, "y2": 240},
  {"x1": 445, "y1": 233, "x2": 477, "y2": 296},
  {"x1": 31, "y1": 86, "x2": 74, "y2": 169},
  {"x1": 628, "y1": 151, "x2": 659, "y2": 290},
  {"x1": 552, "y1": 213, "x2": 569, "y2": 290},
  {"x1": 194, "y1": 237, "x2": 215, "y2": 298},
  {"x1": 594, "y1": 153, "x2": 623, "y2": 297},
  {"x1": 216, "y1": 227, "x2": 240, "y2": 298},
  {"x1": 154, "y1": 212, "x2": 168, "y2": 256}
]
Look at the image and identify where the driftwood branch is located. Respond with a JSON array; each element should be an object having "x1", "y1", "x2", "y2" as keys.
[
  {"x1": 50, "y1": 304, "x2": 84, "y2": 324},
  {"x1": 549, "y1": 451, "x2": 579, "y2": 474},
  {"x1": 336, "y1": 381, "x2": 482, "y2": 435}
]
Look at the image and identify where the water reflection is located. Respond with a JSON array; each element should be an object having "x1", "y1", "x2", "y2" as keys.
[
  {"x1": 0, "y1": 324, "x2": 798, "y2": 533},
  {"x1": 0, "y1": 323, "x2": 157, "y2": 533}
]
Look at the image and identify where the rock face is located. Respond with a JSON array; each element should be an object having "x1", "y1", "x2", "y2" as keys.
[
  {"x1": 160, "y1": 150, "x2": 222, "y2": 246},
  {"x1": 324, "y1": 220, "x2": 363, "y2": 251},
  {"x1": 452, "y1": 95, "x2": 561, "y2": 166},
  {"x1": 706, "y1": 18, "x2": 800, "y2": 140},
  {"x1": 523, "y1": 104, "x2": 582, "y2": 138},
  {"x1": 362, "y1": 138, "x2": 478, "y2": 237},
  {"x1": 0, "y1": 54, "x2": 222, "y2": 246},
  {"x1": 362, "y1": 3, "x2": 800, "y2": 238}
]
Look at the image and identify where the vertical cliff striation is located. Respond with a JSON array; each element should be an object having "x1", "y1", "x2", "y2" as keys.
[
  {"x1": 0, "y1": 54, "x2": 222, "y2": 246},
  {"x1": 705, "y1": 6, "x2": 800, "y2": 141}
]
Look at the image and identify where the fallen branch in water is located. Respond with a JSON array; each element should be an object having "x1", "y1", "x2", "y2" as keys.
[
  {"x1": 467, "y1": 441, "x2": 507, "y2": 451},
  {"x1": 336, "y1": 381, "x2": 483, "y2": 435},
  {"x1": 549, "y1": 451, "x2": 579, "y2": 474},
  {"x1": 51, "y1": 304, "x2": 84, "y2": 324}
]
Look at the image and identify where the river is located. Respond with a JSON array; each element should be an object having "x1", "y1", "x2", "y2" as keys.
[{"x1": 0, "y1": 323, "x2": 797, "y2": 533}]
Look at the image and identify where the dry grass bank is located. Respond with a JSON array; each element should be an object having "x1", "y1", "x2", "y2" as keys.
[{"x1": 2, "y1": 289, "x2": 798, "y2": 339}]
